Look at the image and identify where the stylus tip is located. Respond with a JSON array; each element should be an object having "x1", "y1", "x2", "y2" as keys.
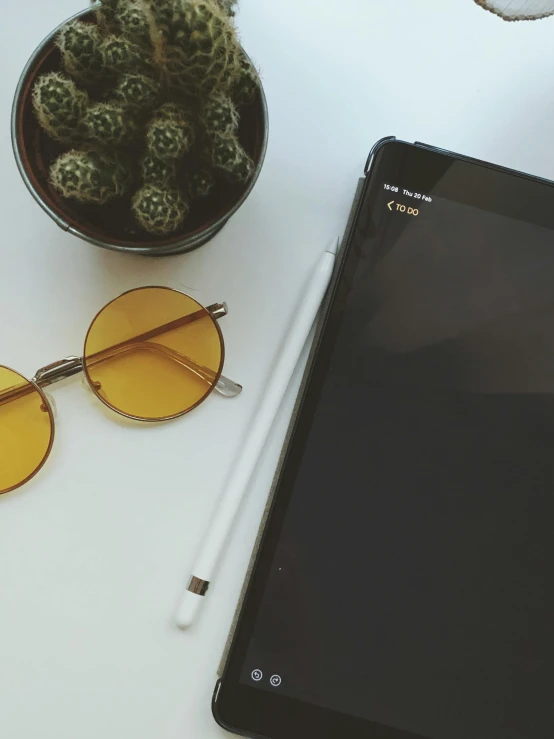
[{"x1": 176, "y1": 591, "x2": 204, "y2": 629}]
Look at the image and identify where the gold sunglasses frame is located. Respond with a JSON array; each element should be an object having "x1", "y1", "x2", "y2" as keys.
[{"x1": 0, "y1": 286, "x2": 242, "y2": 494}]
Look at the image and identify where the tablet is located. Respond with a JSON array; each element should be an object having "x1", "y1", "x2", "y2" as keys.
[{"x1": 214, "y1": 138, "x2": 554, "y2": 739}]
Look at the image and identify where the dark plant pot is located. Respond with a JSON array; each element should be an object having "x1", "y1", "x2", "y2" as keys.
[{"x1": 11, "y1": 8, "x2": 268, "y2": 257}]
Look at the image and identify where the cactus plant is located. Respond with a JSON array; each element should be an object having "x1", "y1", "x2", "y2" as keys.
[
  {"x1": 140, "y1": 152, "x2": 177, "y2": 185},
  {"x1": 188, "y1": 168, "x2": 215, "y2": 198},
  {"x1": 115, "y1": 0, "x2": 152, "y2": 44},
  {"x1": 211, "y1": 134, "x2": 253, "y2": 182},
  {"x1": 132, "y1": 184, "x2": 189, "y2": 234},
  {"x1": 161, "y1": 0, "x2": 241, "y2": 94},
  {"x1": 96, "y1": 0, "x2": 120, "y2": 32},
  {"x1": 50, "y1": 150, "x2": 131, "y2": 205},
  {"x1": 232, "y1": 49, "x2": 260, "y2": 104},
  {"x1": 57, "y1": 21, "x2": 105, "y2": 85},
  {"x1": 202, "y1": 93, "x2": 238, "y2": 137},
  {"x1": 113, "y1": 72, "x2": 160, "y2": 111},
  {"x1": 32, "y1": 72, "x2": 88, "y2": 143},
  {"x1": 31, "y1": 0, "x2": 261, "y2": 236},
  {"x1": 145, "y1": 103, "x2": 195, "y2": 161},
  {"x1": 214, "y1": 0, "x2": 238, "y2": 16},
  {"x1": 79, "y1": 102, "x2": 136, "y2": 146},
  {"x1": 148, "y1": 0, "x2": 174, "y2": 39},
  {"x1": 101, "y1": 34, "x2": 151, "y2": 71}
]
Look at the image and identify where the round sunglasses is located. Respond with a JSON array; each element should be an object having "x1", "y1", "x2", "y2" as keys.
[{"x1": 0, "y1": 286, "x2": 242, "y2": 495}]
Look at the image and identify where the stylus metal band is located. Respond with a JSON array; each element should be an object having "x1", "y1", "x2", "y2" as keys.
[{"x1": 187, "y1": 576, "x2": 210, "y2": 596}]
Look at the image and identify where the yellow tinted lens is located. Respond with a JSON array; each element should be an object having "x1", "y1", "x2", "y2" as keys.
[
  {"x1": 0, "y1": 366, "x2": 54, "y2": 495},
  {"x1": 83, "y1": 287, "x2": 224, "y2": 421}
]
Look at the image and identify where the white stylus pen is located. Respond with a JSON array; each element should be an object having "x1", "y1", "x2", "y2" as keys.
[{"x1": 175, "y1": 239, "x2": 339, "y2": 628}]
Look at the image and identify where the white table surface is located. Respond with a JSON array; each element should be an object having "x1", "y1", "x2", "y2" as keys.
[{"x1": 2, "y1": 1, "x2": 554, "y2": 737}]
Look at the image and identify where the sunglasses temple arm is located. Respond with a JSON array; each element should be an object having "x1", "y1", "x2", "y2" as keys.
[
  {"x1": 215, "y1": 374, "x2": 242, "y2": 397},
  {"x1": 206, "y1": 303, "x2": 243, "y2": 396},
  {"x1": 0, "y1": 354, "x2": 239, "y2": 408},
  {"x1": 98, "y1": 304, "x2": 227, "y2": 353},
  {"x1": 0, "y1": 302, "x2": 238, "y2": 406},
  {"x1": 87, "y1": 343, "x2": 242, "y2": 398},
  {"x1": 82, "y1": 301, "x2": 240, "y2": 395}
]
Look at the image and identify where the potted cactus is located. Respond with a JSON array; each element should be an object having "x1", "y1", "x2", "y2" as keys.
[{"x1": 12, "y1": 0, "x2": 268, "y2": 256}]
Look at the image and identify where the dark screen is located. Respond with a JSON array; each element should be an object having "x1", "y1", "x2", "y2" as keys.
[{"x1": 238, "y1": 168, "x2": 554, "y2": 739}]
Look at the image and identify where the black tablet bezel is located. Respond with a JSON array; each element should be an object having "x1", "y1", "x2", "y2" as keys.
[{"x1": 213, "y1": 138, "x2": 554, "y2": 739}]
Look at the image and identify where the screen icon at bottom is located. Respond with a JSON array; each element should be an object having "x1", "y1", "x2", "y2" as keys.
[
  {"x1": 251, "y1": 669, "x2": 263, "y2": 681},
  {"x1": 270, "y1": 675, "x2": 282, "y2": 687}
]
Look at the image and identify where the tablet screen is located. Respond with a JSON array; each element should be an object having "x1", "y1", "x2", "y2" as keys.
[{"x1": 235, "y1": 149, "x2": 554, "y2": 739}]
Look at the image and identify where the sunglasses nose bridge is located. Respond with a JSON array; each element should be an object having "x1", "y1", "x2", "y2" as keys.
[{"x1": 32, "y1": 356, "x2": 84, "y2": 388}]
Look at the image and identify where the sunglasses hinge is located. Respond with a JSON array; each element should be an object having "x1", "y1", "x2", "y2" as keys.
[{"x1": 32, "y1": 356, "x2": 84, "y2": 388}]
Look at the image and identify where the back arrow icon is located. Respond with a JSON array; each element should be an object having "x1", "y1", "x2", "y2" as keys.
[{"x1": 387, "y1": 201, "x2": 394, "y2": 211}]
